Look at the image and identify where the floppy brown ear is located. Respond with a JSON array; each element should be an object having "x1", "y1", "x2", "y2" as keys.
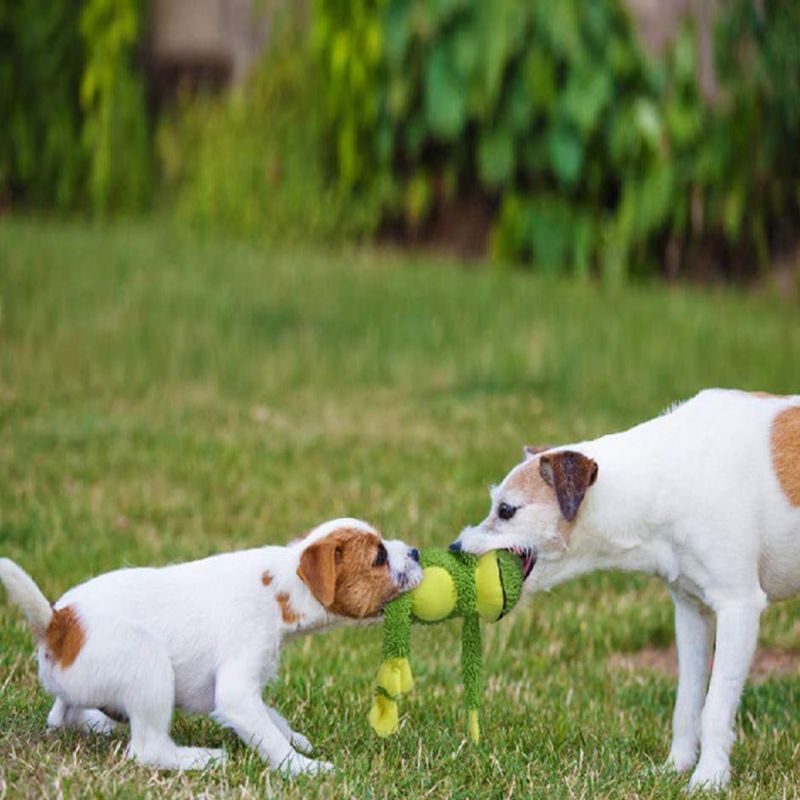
[
  {"x1": 297, "y1": 540, "x2": 338, "y2": 608},
  {"x1": 539, "y1": 451, "x2": 598, "y2": 522},
  {"x1": 524, "y1": 444, "x2": 552, "y2": 459}
]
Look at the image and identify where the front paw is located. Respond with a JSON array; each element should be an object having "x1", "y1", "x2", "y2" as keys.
[
  {"x1": 664, "y1": 741, "x2": 698, "y2": 774},
  {"x1": 278, "y1": 751, "x2": 333, "y2": 778},
  {"x1": 289, "y1": 731, "x2": 314, "y2": 755},
  {"x1": 688, "y1": 757, "x2": 730, "y2": 792}
]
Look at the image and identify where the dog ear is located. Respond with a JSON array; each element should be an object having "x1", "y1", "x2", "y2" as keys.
[
  {"x1": 539, "y1": 451, "x2": 598, "y2": 522},
  {"x1": 297, "y1": 540, "x2": 338, "y2": 608},
  {"x1": 523, "y1": 444, "x2": 551, "y2": 459}
]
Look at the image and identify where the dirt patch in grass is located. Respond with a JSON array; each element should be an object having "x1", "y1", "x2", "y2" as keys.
[{"x1": 609, "y1": 646, "x2": 800, "y2": 683}]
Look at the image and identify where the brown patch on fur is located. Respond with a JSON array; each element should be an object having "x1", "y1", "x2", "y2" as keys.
[
  {"x1": 275, "y1": 592, "x2": 301, "y2": 624},
  {"x1": 771, "y1": 406, "x2": 800, "y2": 506},
  {"x1": 504, "y1": 458, "x2": 573, "y2": 542},
  {"x1": 505, "y1": 460, "x2": 556, "y2": 503},
  {"x1": 297, "y1": 528, "x2": 397, "y2": 619},
  {"x1": 45, "y1": 606, "x2": 85, "y2": 668},
  {"x1": 261, "y1": 571, "x2": 273, "y2": 586},
  {"x1": 752, "y1": 391, "x2": 784, "y2": 399},
  {"x1": 539, "y1": 451, "x2": 598, "y2": 522}
]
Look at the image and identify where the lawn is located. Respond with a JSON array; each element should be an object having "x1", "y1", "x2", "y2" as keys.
[{"x1": 2, "y1": 217, "x2": 800, "y2": 799}]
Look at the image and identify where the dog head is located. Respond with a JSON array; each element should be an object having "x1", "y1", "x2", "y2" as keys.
[
  {"x1": 296, "y1": 518, "x2": 422, "y2": 618},
  {"x1": 450, "y1": 448, "x2": 598, "y2": 582}
]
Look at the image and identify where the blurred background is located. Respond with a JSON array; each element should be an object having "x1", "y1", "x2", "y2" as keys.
[
  {"x1": 2, "y1": 2, "x2": 800, "y2": 797},
  {"x1": 1, "y1": 0, "x2": 799, "y2": 284}
]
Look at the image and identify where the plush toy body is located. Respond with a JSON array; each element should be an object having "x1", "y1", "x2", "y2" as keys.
[{"x1": 368, "y1": 548, "x2": 529, "y2": 743}]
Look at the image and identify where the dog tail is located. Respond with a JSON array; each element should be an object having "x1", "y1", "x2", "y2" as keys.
[{"x1": 0, "y1": 558, "x2": 53, "y2": 639}]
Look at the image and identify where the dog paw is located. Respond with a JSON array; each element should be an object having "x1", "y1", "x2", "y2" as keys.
[
  {"x1": 663, "y1": 743, "x2": 698, "y2": 774},
  {"x1": 688, "y1": 758, "x2": 730, "y2": 792},
  {"x1": 175, "y1": 746, "x2": 228, "y2": 770},
  {"x1": 81, "y1": 709, "x2": 118, "y2": 736},
  {"x1": 278, "y1": 751, "x2": 333, "y2": 778},
  {"x1": 289, "y1": 731, "x2": 314, "y2": 755}
]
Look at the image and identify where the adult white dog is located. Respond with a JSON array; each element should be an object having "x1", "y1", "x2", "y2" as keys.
[
  {"x1": 450, "y1": 389, "x2": 800, "y2": 791},
  {"x1": 0, "y1": 518, "x2": 422, "y2": 776}
]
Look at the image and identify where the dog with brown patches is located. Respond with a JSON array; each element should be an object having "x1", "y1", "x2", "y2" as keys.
[
  {"x1": 451, "y1": 389, "x2": 800, "y2": 791},
  {"x1": 0, "y1": 518, "x2": 421, "y2": 776}
]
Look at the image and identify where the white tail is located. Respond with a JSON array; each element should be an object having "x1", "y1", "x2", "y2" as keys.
[{"x1": 0, "y1": 558, "x2": 52, "y2": 639}]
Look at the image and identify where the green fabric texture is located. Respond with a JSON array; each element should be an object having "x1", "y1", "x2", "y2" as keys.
[
  {"x1": 496, "y1": 549, "x2": 524, "y2": 612},
  {"x1": 370, "y1": 547, "x2": 525, "y2": 740},
  {"x1": 382, "y1": 591, "x2": 413, "y2": 660}
]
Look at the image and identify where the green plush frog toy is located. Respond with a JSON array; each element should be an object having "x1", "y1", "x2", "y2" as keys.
[{"x1": 368, "y1": 548, "x2": 533, "y2": 743}]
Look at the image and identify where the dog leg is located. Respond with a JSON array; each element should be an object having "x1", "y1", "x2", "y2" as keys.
[
  {"x1": 665, "y1": 591, "x2": 714, "y2": 773},
  {"x1": 126, "y1": 670, "x2": 225, "y2": 770},
  {"x1": 68, "y1": 621, "x2": 225, "y2": 770},
  {"x1": 267, "y1": 707, "x2": 313, "y2": 755},
  {"x1": 213, "y1": 663, "x2": 331, "y2": 776},
  {"x1": 689, "y1": 596, "x2": 765, "y2": 792},
  {"x1": 47, "y1": 698, "x2": 118, "y2": 736},
  {"x1": 46, "y1": 697, "x2": 69, "y2": 730}
]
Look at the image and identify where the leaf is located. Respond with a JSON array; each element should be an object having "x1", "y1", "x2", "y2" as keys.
[
  {"x1": 405, "y1": 171, "x2": 433, "y2": 226},
  {"x1": 478, "y1": 126, "x2": 515, "y2": 187},
  {"x1": 472, "y1": 1, "x2": 527, "y2": 117},
  {"x1": 384, "y1": 0, "x2": 412, "y2": 65},
  {"x1": 504, "y1": 65, "x2": 533, "y2": 133},
  {"x1": 525, "y1": 49, "x2": 557, "y2": 115},
  {"x1": 424, "y1": 45, "x2": 466, "y2": 139},
  {"x1": 633, "y1": 98, "x2": 662, "y2": 150},
  {"x1": 534, "y1": 1, "x2": 581, "y2": 60},
  {"x1": 490, "y1": 193, "x2": 525, "y2": 262},
  {"x1": 563, "y1": 66, "x2": 612, "y2": 135},
  {"x1": 547, "y1": 122, "x2": 583, "y2": 186},
  {"x1": 525, "y1": 197, "x2": 574, "y2": 275}
]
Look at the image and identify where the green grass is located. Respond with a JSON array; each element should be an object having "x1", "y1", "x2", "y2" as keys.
[{"x1": 2, "y1": 217, "x2": 800, "y2": 798}]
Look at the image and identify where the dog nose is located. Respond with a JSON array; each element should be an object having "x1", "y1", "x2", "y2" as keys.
[
  {"x1": 409, "y1": 548, "x2": 420, "y2": 562},
  {"x1": 449, "y1": 541, "x2": 462, "y2": 553}
]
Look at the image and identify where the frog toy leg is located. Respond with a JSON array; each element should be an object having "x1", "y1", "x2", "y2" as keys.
[
  {"x1": 461, "y1": 613, "x2": 482, "y2": 743},
  {"x1": 369, "y1": 593, "x2": 414, "y2": 737}
]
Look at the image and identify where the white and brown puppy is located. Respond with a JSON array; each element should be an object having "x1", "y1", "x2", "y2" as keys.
[
  {"x1": 451, "y1": 389, "x2": 800, "y2": 791},
  {"x1": 0, "y1": 518, "x2": 422, "y2": 776}
]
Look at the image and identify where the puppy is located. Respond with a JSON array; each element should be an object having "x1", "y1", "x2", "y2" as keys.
[
  {"x1": 451, "y1": 389, "x2": 800, "y2": 790},
  {"x1": 0, "y1": 518, "x2": 422, "y2": 776}
]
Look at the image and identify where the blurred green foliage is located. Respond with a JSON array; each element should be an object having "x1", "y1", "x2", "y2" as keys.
[
  {"x1": 158, "y1": 19, "x2": 361, "y2": 241},
  {"x1": 0, "y1": 0, "x2": 84, "y2": 208},
  {"x1": 2, "y1": 0, "x2": 798, "y2": 279},
  {"x1": 312, "y1": 0, "x2": 800, "y2": 280},
  {"x1": 705, "y1": 1, "x2": 800, "y2": 268},
  {"x1": 0, "y1": 0, "x2": 151, "y2": 211},
  {"x1": 80, "y1": 0, "x2": 152, "y2": 212}
]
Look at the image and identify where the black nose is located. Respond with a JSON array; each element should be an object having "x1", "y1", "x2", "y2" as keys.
[
  {"x1": 409, "y1": 548, "x2": 420, "y2": 562},
  {"x1": 449, "y1": 541, "x2": 462, "y2": 553}
]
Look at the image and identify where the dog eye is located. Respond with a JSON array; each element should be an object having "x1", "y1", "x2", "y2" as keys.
[
  {"x1": 497, "y1": 502, "x2": 518, "y2": 520},
  {"x1": 373, "y1": 544, "x2": 388, "y2": 567}
]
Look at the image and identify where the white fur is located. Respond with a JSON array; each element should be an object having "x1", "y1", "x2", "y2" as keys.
[
  {"x1": 454, "y1": 389, "x2": 800, "y2": 791},
  {"x1": 0, "y1": 558, "x2": 53, "y2": 638},
  {"x1": 1, "y1": 518, "x2": 421, "y2": 776}
]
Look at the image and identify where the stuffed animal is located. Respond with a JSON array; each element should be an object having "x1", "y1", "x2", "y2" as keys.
[{"x1": 368, "y1": 548, "x2": 533, "y2": 743}]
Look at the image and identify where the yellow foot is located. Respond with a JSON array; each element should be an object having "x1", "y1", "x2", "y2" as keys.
[
  {"x1": 468, "y1": 709, "x2": 480, "y2": 744},
  {"x1": 369, "y1": 694, "x2": 399, "y2": 737},
  {"x1": 376, "y1": 657, "x2": 414, "y2": 695}
]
